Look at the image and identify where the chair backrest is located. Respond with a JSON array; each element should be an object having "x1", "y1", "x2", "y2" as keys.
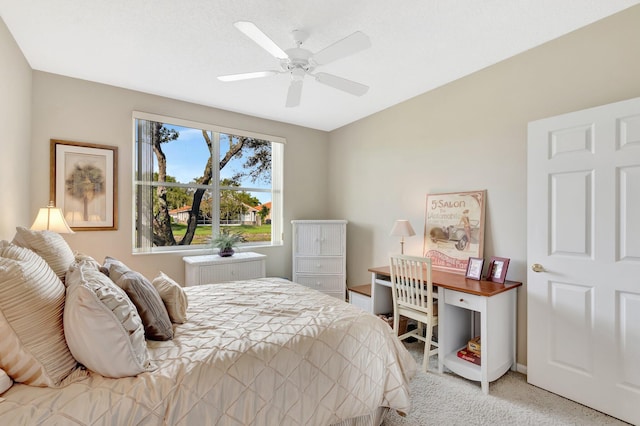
[{"x1": 389, "y1": 254, "x2": 435, "y2": 315}]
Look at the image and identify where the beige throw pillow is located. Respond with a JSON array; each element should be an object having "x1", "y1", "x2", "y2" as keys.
[
  {"x1": 114, "y1": 270, "x2": 174, "y2": 341},
  {"x1": 102, "y1": 256, "x2": 128, "y2": 281},
  {"x1": 0, "y1": 369, "x2": 12, "y2": 394},
  {"x1": 64, "y1": 259, "x2": 156, "y2": 378},
  {"x1": 73, "y1": 252, "x2": 102, "y2": 270},
  {"x1": 12, "y1": 226, "x2": 75, "y2": 282},
  {"x1": 152, "y1": 272, "x2": 188, "y2": 324},
  {"x1": 103, "y1": 257, "x2": 173, "y2": 341},
  {"x1": 0, "y1": 242, "x2": 86, "y2": 387}
]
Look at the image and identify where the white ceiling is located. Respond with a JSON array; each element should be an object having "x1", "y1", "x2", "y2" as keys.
[{"x1": 2, "y1": 1, "x2": 639, "y2": 131}]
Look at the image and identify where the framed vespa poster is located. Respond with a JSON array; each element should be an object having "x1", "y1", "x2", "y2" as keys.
[
  {"x1": 50, "y1": 139, "x2": 118, "y2": 231},
  {"x1": 423, "y1": 190, "x2": 486, "y2": 274}
]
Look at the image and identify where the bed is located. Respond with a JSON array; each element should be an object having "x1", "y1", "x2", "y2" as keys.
[{"x1": 0, "y1": 229, "x2": 416, "y2": 425}]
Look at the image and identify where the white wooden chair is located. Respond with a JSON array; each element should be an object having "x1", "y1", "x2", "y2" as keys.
[{"x1": 389, "y1": 254, "x2": 438, "y2": 372}]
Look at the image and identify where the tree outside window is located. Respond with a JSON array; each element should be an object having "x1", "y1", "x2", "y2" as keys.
[{"x1": 134, "y1": 113, "x2": 283, "y2": 253}]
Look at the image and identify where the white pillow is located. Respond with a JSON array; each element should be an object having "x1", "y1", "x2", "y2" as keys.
[
  {"x1": 12, "y1": 226, "x2": 75, "y2": 282},
  {"x1": 0, "y1": 369, "x2": 12, "y2": 394},
  {"x1": 152, "y1": 272, "x2": 189, "y2": 324},
  {"x1": 64, "y1": 259, "x2": 156, "y2": 378},
  {"x1": 0, "y1": 242, "x2": 86, "y2": 387},
  {"x1": 73, "y1": 252, "x2": 102, "y2": 270}
]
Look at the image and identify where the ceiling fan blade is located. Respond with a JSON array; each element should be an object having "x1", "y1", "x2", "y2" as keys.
[
  {"x1": 312, "y1": 31, "x2": 371, "y2": 65},
  {"x1": 234, "y1": 21, "x2": 288, "y2": 60},
  {"x1": 217, "y1": 70, "x2": 279, "y2": 82},
  {"x1": 314, "y1": 72, "x2": 368, "y2": 96},
  {"x1": 286, "y1": 80, "x2": 303, "y2": 108}
]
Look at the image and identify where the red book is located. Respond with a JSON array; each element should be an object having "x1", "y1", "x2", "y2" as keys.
[{"x1": 457, "y1": 348, "x2": 481, "y2": 366}]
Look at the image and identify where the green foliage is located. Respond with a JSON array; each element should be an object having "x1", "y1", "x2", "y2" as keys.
[
  {"x1": 259, "y1": 204, "x2": 270, "y2": 220},
  {"x1": 220, "y1": 178, "x2": 260, "y2": 221},
  {"x1": 156, "y1": 126, "x2": 179, "y2": 144},
  {"x1": 151, "y1": 173, "x2": 191, "y2": 214},
  {"x1": 228, "y1": 136, "x2": 272, "y2": 184}
]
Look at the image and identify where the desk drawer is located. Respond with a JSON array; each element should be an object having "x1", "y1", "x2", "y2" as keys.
[{"x1": 444, "y1": 289, "x2": 484, "y2": 312}]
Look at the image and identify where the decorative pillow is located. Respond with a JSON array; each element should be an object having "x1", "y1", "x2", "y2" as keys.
[
  {"x1": 0, "y1": 242, "x2": 86, "y2": 387},
  {"x1": 73, "y1": 252, "x2": 102, "y2": 271},
  {"x1": 12, "y1": 226, "x2": 75, "y2": 282},
  {"x1": 0, "y1": 369, "x2": 12, "y2": 394},
  {"x1": 114, "y1": 270, "x2": 174, "y2": 341},
  {"x1": 102, "y1": 256, "x2": 129, "y2": 281},
  {"x1": 103, "y1": 256, "x2": 173, "y2": 340},
  {"x1": 152, "y1": 272, "x2": 188, "y2": 324},
  {"x1": 64, "y1": 259, "x2": 156, "y2": 378}
]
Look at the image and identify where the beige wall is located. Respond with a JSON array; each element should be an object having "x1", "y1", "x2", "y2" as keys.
[
  {"x1": 0, "y1": 17, "x2": 32, "y2": 240},
  {"x1": 328, "y1": 5, "x2": 640, "y2": 366},
  {"x1": 30, "y1": 72, "x2": 330, "y2": 280}
]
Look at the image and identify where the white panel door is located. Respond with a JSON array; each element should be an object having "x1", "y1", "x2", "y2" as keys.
[{"x1": 527, "y1": 97, "x2": 640, "y2": 425}]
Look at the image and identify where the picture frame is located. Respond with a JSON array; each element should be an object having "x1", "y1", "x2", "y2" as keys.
[
  {"x1": 50, "y1": 139, "x2": 118, "y2": 231},
  {"x1": 485, "y1": 256, "x2": 510, "y2": 283},
  {"x1": 423, "y1": 190, "x2": 486, "y2": 274},
  {"x1": 465, "y1": 257, "x2": 485, "y2": 280}
]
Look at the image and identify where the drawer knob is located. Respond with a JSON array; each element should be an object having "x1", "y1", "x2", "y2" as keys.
[{"x1": 459, "y1": 298, "x2": 464, "y2": 302}]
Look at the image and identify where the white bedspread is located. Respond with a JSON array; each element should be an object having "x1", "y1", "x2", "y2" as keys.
[{"x1": 0, "y1": 277, "x2": 416, "y2": 425}]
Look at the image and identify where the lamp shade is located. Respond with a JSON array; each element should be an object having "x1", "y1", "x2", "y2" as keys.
[
  {"x1": 30, "y1": 202, "x2": 75, "y2": 234},
  {"x1": 390, "y1": 220, "x2": 416, "y2": 237}
]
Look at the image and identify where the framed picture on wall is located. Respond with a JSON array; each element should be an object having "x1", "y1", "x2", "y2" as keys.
[
  {"x1": 486, "y1": 256, "x2": 510, "y2": 283},
  {"x1": 423, "y1": 190, "x2": 486, "y2": 274},
  {"x1": 50, "y1": 139, "x2": 118, "y2": 231}
]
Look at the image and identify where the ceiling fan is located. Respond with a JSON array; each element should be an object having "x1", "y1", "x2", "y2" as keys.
[{"x1": 218, "y1": 21, "x2": 371, "y2": 107}]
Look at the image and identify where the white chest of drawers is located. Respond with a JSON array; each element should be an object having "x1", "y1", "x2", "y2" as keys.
[
  {"x1": 292, "y1": 220, "x2": 347, "y2": 300},
  {"x1": 183, "y1": 252, "x2": 266, "y2": 286}
]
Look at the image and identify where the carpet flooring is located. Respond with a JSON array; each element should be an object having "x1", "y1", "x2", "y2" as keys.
[{"x1": 382, "y1": 341, "x2": 630, "y2": 426}]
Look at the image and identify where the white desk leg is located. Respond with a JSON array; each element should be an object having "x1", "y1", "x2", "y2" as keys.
[
  {"x1": 510, "y1": 290, "x2": 518, "y2": 371},
  {"x1": 371, "y1": 272, "x2": 393, "y2": 315},
  {"x1": 480, "y1": 297, "x2": 489, "y2": 395},
  {"x1": 438, "y1": 301, "x2": 445, "y2": 374}
]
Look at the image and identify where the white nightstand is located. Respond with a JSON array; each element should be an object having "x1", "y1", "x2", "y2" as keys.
[{"x1": 183, "y1": 252, "x2": 266, "y2": 286}]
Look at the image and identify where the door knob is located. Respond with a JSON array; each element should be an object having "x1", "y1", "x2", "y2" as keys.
[{"x1": 531, "y1": 263, "x2": 545, "y2": 273}]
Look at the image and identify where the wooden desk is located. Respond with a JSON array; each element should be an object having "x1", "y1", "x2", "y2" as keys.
[{"x1": 368, "y1": 266, "x2": 522, "y2": 394}]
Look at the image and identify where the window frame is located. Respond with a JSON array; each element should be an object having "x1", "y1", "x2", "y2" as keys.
[{"x1": 132, "y1": 111, "x2": 284, "y2": 254}]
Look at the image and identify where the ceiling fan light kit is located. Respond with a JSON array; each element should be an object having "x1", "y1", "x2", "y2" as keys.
[{"x1": 218, "y1": 21, "x2": 371, "y2": 107}]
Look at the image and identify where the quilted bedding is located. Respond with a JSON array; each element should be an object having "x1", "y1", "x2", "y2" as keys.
[{"x1": 0, "y1": 277, "x2": 416, "y2": 425}]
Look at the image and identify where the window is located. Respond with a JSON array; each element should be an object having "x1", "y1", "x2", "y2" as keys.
[{"x1": 133, "y1": 112, "x2": 284, "y2": 253}]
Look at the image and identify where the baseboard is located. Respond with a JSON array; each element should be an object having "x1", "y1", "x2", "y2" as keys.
[{"x1": 516, "y1": 363, "x2": 527, "y2": 375}]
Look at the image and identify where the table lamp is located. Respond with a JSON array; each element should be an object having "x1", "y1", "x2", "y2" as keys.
[
  {"x1": 390, "y1": 219, "x2": 415, "y2": 254},
  {"x1": 30, "y1": 201, "x2": 75, "y2": 233}
]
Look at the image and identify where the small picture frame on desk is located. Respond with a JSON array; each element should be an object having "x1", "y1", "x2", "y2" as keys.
[
  {"x1": 465, "y1": 257, "x2": 484, "y2": 280},
  {"x1": 486, "y1": 257, "x2": 510, "y2": 283}
]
